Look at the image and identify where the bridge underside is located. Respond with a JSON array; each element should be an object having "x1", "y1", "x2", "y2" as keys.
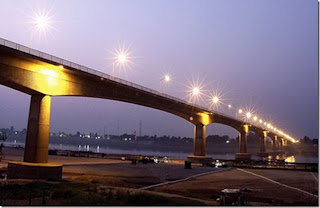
[{"x1": 0, "y1": 44, "x2": 287, "y2": 179}]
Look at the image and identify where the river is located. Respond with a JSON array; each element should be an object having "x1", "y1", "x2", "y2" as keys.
[{"x1": 4, "y1": 141, "x2": 318, "y2": 164}]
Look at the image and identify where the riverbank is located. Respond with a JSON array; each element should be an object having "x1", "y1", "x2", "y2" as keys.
[{"x1": 0, "y1": 147, "x2": 318, "y2": 205}]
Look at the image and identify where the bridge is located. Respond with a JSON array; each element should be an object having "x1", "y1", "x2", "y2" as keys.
[{"x1": 0, "y1": 37, "x2": 296, "y2": 179}]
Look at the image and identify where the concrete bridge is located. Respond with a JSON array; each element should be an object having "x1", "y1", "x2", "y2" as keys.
[{"x1": 0, "y1": 38, "x2": 293, "y2": 179}]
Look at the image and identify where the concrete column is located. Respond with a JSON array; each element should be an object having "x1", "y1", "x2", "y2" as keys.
[
  {"x1": 24, "y1": 94, "x2": 51, "y2": 163},
  {"x1": 260, "y1": 131, "x2": 267, "y2": 153},
  {"x1": 193, "y1": 124, "x2": 206, "y2": 156},
  {"x1": 239, "y1": 131, "x2": 247, "y2": 153},
  {"x1": 235, "y1": 125, "x2": 250, "y2": 160},
  {"x1": 278, "y1": 138, "x2": 283, "y2": 151},
  {"x1": 272, "y1": 136, "x2": 278, "y2": 152}
]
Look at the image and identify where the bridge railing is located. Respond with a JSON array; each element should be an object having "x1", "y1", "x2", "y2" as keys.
[
  {"x1": 0, "y1": 37, "x2": 267, "y2": 132},
  {"x1": 0, "y1": 38, "x2": 212, "y2": 109}
]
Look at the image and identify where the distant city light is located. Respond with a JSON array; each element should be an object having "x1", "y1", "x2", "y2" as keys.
[
  {"x1": 253, "y1": 116, "x2": 257, "y2": 121},
  {"x1": 246, "y1": 112, "x2": 252, "y2": 118},
  {"x1": 259, "y1": 119, "x2": 263, "y2": 123},
  {"x1": 228, "y1": 104, "x2": 232, "y2": 108},
  {"x1": 238, "y1": 109, "x2": 243, "y2": 114}
]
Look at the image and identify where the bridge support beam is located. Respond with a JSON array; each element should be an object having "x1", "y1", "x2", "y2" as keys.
[
  {"x1": 8, "y1": 94, "x2": 62, "y2": 180},
  {"x1": 24, "y1": 94, "x2": 51, "y2": 163},
  {"x1": 258, "y1": 131, "x2": 268, "y2": 157},
  {"x1": 235, "y1": 125, "x2": 251, "y2": 160},
  {"x1": 282, "y1": 139, "x2": 287, "y2": 146},
  {"x1": 187, "y1": 124, "x2": 212, "y2": 163},
  {"x1": 271, "y1": 136, "x2": 278, "y2": 152},
  {"x1": 278, "y1": 138, "x2": 284, "y2": 154},
  {"x1": 193, "y1": 124, "x2": 206, "y2": 156}
]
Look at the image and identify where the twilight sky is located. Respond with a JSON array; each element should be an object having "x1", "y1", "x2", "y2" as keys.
[{"x1": 0, "y1": 0, "x2": 318, "y2": 139}]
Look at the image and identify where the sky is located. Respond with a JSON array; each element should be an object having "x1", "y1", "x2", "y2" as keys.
[{"x1": 0, "y1": 0, "x2": 318, "y2": 140}]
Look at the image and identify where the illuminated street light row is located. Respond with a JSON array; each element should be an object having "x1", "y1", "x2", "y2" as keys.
[
  {"x1": 110, "y1": 51, "x2": 298, "y2": 143},
  {"x1": 29, "y1": 7, "x2": 297, "y2": 143}
]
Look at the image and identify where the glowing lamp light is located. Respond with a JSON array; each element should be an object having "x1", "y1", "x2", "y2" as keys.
[
  {"x1": 253, "y1": 116, "x2": 257, "y2": 121},
  {"x1": 35, "y1": 16, "x2": 49, "y2": 30},
  {"x1": 228, "y1": 104, "x2": 232, "y2": 108},
  {"x1": 246, "y1": 112, "x2": 252, "y2": 118},
  {"x1": 267, "y1": 123, "x2": 271, "y2": 128},
  {"x1": 212, "y1": 96, "x2": 219, "y2": 104},
  {"x1": 118, "y1": 54, "x2": 127, "y2": 63},
  {"x1": 259, "y1": 119, "x2": 263, "y2": 123},
  {"x1": 109, "y1": 42, "x2": 135, "y2": 74},
  {"x1": 40, "y1": 69, "x2": 58, "y2": 78},
  {"x1": 164, "y1": 75, "x2": 171, "y2": 82},
  {"x1": 193, "y1": 87, "x2": 200, "y2": 95},
  {"x1": 238, "y1": 109, "x2": 243, "y2": 114}
]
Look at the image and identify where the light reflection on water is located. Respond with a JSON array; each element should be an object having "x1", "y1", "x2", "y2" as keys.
[{"x1": 4, "y1": 142, "x2": 318, "y2": 163}]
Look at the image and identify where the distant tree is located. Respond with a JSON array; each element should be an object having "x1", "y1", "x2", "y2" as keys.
[
  {"x1": 301, "y1": 136, "x2": 312, "y2": 144},
  {"x1": 247, "y1": 132, "x2": 260, "y2": 144},
  {"x1": 0, "y1": 130, "x2": 9, "y2": 162}
]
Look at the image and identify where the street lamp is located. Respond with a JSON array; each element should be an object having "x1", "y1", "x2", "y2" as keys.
[
  {"x1": 29, "y1": 9, "x2": 54, "y2": 48},
  {"x1": 212, "y1": 96, "x2": 219, "y2": 104},
  {"x1": 164, "y1": 74, "x2": 171, "y2": 82},
  {"x1": 193, "y1": 87, "x2": 200, "y2": 95},
  {"x1": 109, "y1": 42, "x2": 135, "y2": 77}
]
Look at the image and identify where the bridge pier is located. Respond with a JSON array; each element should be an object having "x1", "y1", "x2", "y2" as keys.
[
  {"x1": 235, "y1": 125, "x2": 251, "y2": 160},
  {"x1": 282, "y1": 139, "x2": 287, "y2": 146},
  {"x1": 7, "y1": 94, "x2": 62, "y2": 180},
  {"x1": 258, "y1": 131, "x2": 268, "y2": 157},
  {"x1": 278, "y1": 137, "x2": 285, "y2": 154},
  {"x1": 187, "y1": 124, "x2": 212, "y2": 163},
  {"x1": 271, "y1": 136, "x2": 278, "y2": 153},
  {"x1": 24, "y1": 94, "x2": 51, "y2": 163},
  {"x1": 279, "y1": 138, "x2": 283, "y2": 149}
]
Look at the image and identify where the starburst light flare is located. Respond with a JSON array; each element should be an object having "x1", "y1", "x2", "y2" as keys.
[
  {"x1": 27, "y1": 5, "x2": 57, "y2": 48},
  {"x1": 108, "y1": 42, "x2": 136, "y2": 76},
  {"x1": 185, "y1": 76, "x2": 207, "y2": 105}
]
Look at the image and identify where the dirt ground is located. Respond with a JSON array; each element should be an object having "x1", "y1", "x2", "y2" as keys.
[
  {"x1": 1, "y1": 147, "x2": 318, "y2": 206},
  {"x1": 152, "y1": 168, "x2": 318, "y2": 206}
]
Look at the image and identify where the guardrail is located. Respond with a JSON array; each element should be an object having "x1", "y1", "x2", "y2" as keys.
[{"x1": 0, "y1": 37, "x2": 266, "y2": 131}]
